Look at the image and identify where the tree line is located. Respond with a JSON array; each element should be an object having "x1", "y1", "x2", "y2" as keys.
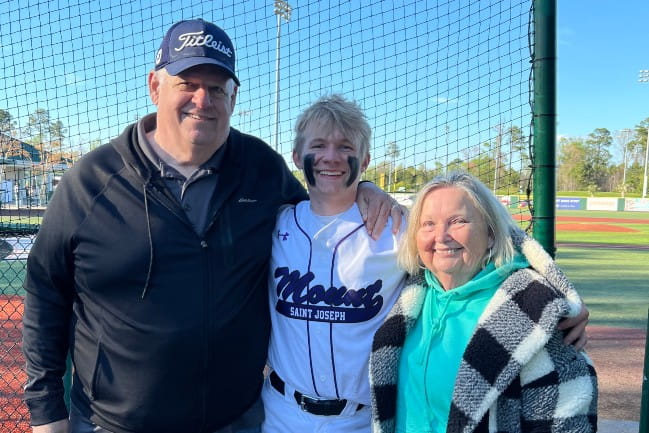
[
  {"x1": 359, "y1": 119, "x2": 649, "y2": 195},
  {"x1": 3, "y1": 108, "x2": 648, "y2": 197},
  {"x1": 0, "y1": 108, "x2": 81, "y2": 165},
  {"x1": 557, "y1": 118, "x2": 649, "y2": 196}
]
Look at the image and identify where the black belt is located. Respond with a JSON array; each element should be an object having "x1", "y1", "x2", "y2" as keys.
[{"x1": 269, "y1": 371, "x2": 364, "y2": 416}]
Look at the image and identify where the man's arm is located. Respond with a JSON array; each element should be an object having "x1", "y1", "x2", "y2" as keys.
[
  {"x1": 22, "y1": 183, "x2": 76, "y2": 427},
  {"x1": 356, "y1": 181, "x2": 405, "y2": 240}
]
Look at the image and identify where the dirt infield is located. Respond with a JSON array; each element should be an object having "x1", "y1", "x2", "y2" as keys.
[
  {"x1": 556, "y1": 216, "x2": 649, "y2": 224},
  {"x1": 588, "y1": 326, "x2": 646, "y2": 421},
  {"x1": 515, "y1": 214, "x2": 649, "y2": 226},
  {"x1": 556, "y1": 223, "x2": 638, "y2": 232}
]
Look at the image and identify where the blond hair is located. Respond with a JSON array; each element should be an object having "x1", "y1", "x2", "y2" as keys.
[
  {"x1": 398, "y1": 171, "x2": 516, "y2": 275},
  {"x1": 293, "y1": 94, "x2": 371, "y2": 160}
]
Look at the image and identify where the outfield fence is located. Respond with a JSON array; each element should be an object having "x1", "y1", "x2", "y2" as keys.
[{"x1": 1, "y1": 0, "x2": 536, "y2": 429}]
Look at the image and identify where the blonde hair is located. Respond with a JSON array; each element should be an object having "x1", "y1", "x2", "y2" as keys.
[
  {"x1": 398, "y1": 171, "x2": 516, "y2": 275},
  {"x1": 293, "y1": 94, "x2": 371, "y2": 160}
]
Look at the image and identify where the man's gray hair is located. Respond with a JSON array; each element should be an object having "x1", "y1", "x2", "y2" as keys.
[
  {"x1": 293, "y1": 94, "x2": 371, "y2": 160},
  {"x1": 153, "y1": 68, "x2": 237, "y2": 94},
  {"x1": 398, "y1": 171, "x2": 517, "y2": 275}
]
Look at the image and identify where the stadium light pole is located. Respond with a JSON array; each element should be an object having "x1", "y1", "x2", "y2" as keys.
[
  {"x1": 273, "y1": 0, "x2": 292, "y2": 152},
  {"x1": 616, "y1": 128, "x2": 632, "y2": 197},
  {"x1": 238, "y1": 110, "x2": 252, "y2": 132},
  {"x1": 639, "y1": 70, "x2": 649, "y2": 198}
]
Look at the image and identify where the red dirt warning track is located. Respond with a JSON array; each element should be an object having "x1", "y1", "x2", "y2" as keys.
[{"x1": 588, "y1": 326, "x2": 646, "y2": 421}]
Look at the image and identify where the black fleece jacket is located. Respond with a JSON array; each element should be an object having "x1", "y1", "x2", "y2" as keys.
[{"x1": 22, "y1": 121, "x2": 307, "y2": 433}]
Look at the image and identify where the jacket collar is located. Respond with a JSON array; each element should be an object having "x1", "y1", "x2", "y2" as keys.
[{"x1": 111, "y1": 114, "x2": 244, "y2": 189}]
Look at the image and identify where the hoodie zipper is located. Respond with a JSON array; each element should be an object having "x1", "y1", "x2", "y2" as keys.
[{"x1": 199, "y1": 238, "x2": 210, "y2": 432}]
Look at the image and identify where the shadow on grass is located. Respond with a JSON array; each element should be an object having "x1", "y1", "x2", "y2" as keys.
[{"x1": 556, "y1": 247, "x2": 648, "y2": 330}]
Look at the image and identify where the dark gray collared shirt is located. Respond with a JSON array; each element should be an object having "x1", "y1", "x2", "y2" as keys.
[{"x1": 137, "y1": 114, "x2": 225, "y2": 236}]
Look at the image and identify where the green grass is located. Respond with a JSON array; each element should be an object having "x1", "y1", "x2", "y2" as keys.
[
  {"x1": 0, "y1": 260, "x2": 26, "y2": 296},
  {"x1": 0, "y1": 216, "x2": 42, "y2": 224},
  {"x1": 551, "y1": 212, "x2": 648, "y2": 329},
  {"x1": 556, "y1": 224, "x2": 649, "y2": 245},
  {"x1": 555, "y1": 209, "x2": 649, "y2": 220},
  {"x1": 557, "y1": 191, "x2": 644, "y2": 198},
  {"x1": 556, "y1": 247, "x2": 648, "y2": 330},
  {"x1": 518, "y1": 209, "x2": 649, "y2": 245}
]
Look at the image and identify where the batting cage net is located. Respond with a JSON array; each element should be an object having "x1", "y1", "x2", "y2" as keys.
[{"x1": 1, "y1": 1, "x2": 534, "y2": 429}]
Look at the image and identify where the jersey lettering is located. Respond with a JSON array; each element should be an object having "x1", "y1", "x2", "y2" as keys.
[{"x1": 274, "y1": 266, "x2": 383, "y2": 323}]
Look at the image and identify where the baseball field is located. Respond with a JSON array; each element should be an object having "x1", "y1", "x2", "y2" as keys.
[
  {"x1": 548, "y1": 210, "x2": 648, "y2": 422},
  {"x1": 0, "y1": 209, "x2": 647, "y2": 430}
]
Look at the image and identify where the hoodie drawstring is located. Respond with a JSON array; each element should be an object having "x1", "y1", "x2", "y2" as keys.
[{"x1": 141, "y1": 182, "x2": 154, "y2": 299}]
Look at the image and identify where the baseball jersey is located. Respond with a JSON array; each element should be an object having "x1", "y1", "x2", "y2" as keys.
[{"x1": 267, "y1": 201, "x2": 406, "y2": 405}]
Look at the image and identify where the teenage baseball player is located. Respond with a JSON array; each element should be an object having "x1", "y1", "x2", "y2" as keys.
[{"x1": 262, "y1": 94, "x2": 407, "y2": 433}]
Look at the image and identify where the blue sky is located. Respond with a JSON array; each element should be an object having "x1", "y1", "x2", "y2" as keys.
[
  {"x1": 1, "y1": 0, "x2": 532, "y2": 171},
  {"x1": 1, "y1": 0, "x2": 644, "y2": 169},
  {"x1": 557, "y1": 0, "x2": 649, "y2": 140}
]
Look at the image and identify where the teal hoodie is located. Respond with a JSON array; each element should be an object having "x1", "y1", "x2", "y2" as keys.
[{"x1": 394, "y1": 255, "x2": 529, "y2": 433}]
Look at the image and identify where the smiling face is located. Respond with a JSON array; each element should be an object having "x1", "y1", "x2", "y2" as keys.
[
  {"x1": 148, "y1": 64, "x2": 237, "y2": 162},
  {"x1": 416, "y1": 186, "x2": 493, "y2": 290},
  {"x1": 293, "y1": 121, "x2": 369, "y2": 215}
]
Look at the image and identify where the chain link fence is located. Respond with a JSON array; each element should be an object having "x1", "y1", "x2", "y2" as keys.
[{"x1": 1, "y1": 0, "x2": 534, "y2": 429}]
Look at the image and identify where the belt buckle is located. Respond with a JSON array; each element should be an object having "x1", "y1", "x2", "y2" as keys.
[{"x1": 298, "y1": 394, "x2": 309, "y2": 412}]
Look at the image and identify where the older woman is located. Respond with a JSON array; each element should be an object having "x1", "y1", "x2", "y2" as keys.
[{"x1": 369, "y1": 172, "x2": 597, "y2": 433}]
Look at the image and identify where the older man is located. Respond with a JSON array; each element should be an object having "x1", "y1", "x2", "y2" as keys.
[{"x1": 22, "y1": 19, "x2": 400, "y2": 433}]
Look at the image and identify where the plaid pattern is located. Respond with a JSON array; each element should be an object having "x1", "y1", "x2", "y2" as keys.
[{"x1": 369, "y1": 229, "x2": 598, "y2": 433}]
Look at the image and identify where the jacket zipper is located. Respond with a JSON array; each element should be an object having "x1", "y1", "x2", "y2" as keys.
[
  {"x1": 199, "y1": 238, "x2": 210, "y2": 431},
  {"x1": 144, "y1": 181, "x2": 212, "y2": 431}
]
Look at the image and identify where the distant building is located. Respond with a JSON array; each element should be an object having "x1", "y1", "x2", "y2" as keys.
[{"x1": 0, "y1": 133, "x2": 70, "y2": 207}]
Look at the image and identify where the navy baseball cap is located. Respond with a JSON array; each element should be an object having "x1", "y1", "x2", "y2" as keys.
[{"x1": 154, "y1": 19, "x2": 240, "y2": 85}]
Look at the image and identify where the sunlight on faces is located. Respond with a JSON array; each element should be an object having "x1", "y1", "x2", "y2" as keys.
[
  {"x1": 149, "y1": 65, "x2": 237, "y2": 156},
  {"x1": 293, "y1": 121, "x2": 369, "y2": 213},
  {"x1": 416, "y1": 186, "x2": 493, "y2": 290}
]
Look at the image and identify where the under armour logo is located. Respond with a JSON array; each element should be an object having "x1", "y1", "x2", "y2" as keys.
[{"x1": 277, "y1": 231, "x2": 289, "y2": 241}]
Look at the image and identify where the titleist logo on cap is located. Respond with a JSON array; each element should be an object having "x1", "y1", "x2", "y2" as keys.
[
  {"x1": 175, "y1": 31, "x2": 233, "y2": 58},
  {"x1": 154, "y1": 19, "x2": 240, "y2": 84}
]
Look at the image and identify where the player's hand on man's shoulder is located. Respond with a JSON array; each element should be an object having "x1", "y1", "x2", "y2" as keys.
[{"x1": 356, "y1": 182, "x2": 406, "y2": 240}]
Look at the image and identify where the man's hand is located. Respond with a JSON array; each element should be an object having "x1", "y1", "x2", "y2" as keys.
[
  {"x1": 33, "y1": 419, "x2": 70, "y2": 433},
  {"x1": 356, "y1": 182, "x2": 406, "y2": 239},
  {"x1": 558, "y1": 303, "x2": 589, "y2": 350}
]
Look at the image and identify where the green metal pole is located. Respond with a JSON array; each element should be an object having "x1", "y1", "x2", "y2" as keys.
[
  {"x1": 532, "y1": 0, "x2": 557, "y2": 257},
  {"x1": 640, "y1": 308, "x2": 649, "y2": 433}
]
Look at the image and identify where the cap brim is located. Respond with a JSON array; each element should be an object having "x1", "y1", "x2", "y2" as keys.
[{"x1": 165, "y1": 57, "x2": 240, "y2": 86}]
